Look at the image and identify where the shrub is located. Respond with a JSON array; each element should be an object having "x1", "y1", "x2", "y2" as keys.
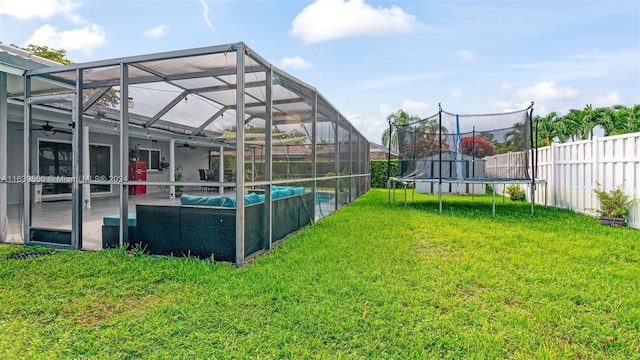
[
  {"x1": 505, "y1": 184, "x2": 526, "y2": 201},
  {"x1": 370, "y1": 160, "x2": 399, "y2": 188},
  {"x1": 593, "y1": 183, "x2": 632, "y2": 219}
]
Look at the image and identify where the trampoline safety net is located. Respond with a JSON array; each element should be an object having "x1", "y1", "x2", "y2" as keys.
[{"x1": 394, "y1": 106, "x2": 534, "y2": 181}]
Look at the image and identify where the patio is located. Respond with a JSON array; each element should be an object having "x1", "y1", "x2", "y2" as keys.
[{"x1": 1, "y1": 42, "x2": 370, "y2": 264}]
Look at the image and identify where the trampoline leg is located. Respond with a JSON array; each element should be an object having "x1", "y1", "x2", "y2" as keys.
[
  {"x1": 412, "y1": 180, "x2": 415, "y2": 201},
  {"x1": 530, "y1": 185, "x2": 535, "y2": 215},
  {"x1": 387, "y1": 179, "x2": 390, "y2": 204},
  {"x1": 492, "y1": 188, "x2": 496, "y2": 215},
  {"x1": 404, "y1": 182, "x2": 407, "y2": 208},
  {"x1": 438, "y1": 183, "x2": 443, "y2": 213},
  {"x1": 393, "y1": 180, "x2": 396, "y2": 202}
]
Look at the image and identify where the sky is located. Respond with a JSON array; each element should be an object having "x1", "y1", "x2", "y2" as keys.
[{"x1": 1, "y1": 0, "x2": 639, "y2": 144}]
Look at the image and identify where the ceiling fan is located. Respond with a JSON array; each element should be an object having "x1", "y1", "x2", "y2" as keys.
[
  {"x1": 22, "y1": 121, "x2": 73, "y2": 135},
  {"x1": 179, "y1": 142, "x2": 197, "y2": 150}
]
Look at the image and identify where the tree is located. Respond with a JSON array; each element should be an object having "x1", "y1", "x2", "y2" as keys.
[
  {"x1": 381, "y1": 109, "x2": 420, "y2": 153},
  {"x1": 411, "y1": 127, "x2": 449, "y2": 158},
  {"x1": 417, "y1": 116, "x2": 448, "y2": 135},
  {"x1": 536, "y1": 112, "x2": 560, "y2": 146},
  {"x1": 609, "y1": 104, "x2": 640, "y2": 135},
  {"x1": 496, "y1": 122, "x2": 526, "y2": 153},
  {"x1": 14, "y1": 44, "x2": 74, "y2": 65},
  {"x1": 11, "y1": 43, "x2": 119, "y2": 108},
  {"x1": 461, "y1": 136, "x2": 495, "y2": 158}
]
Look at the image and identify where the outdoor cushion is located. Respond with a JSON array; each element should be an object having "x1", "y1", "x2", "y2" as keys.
[
  {"x1": 272, "y1": 189, "x2": 287, "y2": 199},
  {"x1": 103, "y1": 212, "x2": 137, "y2": 227},
  {"x1": 180, "y1": 194, "x2": 224, "y2": 207},
  {"x1": 222, "y1": 196, "x2": 237, "y2": 207},
  {"x1": 244, "y1": 192, "x2": 262, "y2": 205}
]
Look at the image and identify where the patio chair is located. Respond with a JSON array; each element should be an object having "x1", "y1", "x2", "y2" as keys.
[{"x1": 199, "y1": 169, "x2": 216, "y2": 192}]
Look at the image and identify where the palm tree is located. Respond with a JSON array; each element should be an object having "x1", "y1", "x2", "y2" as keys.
[
  {"x1": 559, "y1": 108, "x2": 585, "y2": 141},
  {"x1": 536, "y1": 112, "x2": 559, "y2": 146},
  {"x1": 381, "y1": 109, "x2": 420, "y2": 153},
  {"x1": 417, "y1": 117, "x2": 448, "y2": 134},
  {"x1": 494, "y1": 123, "x2": 525, "y2": 153},
  {"x1": 610, "y1": 104, "x2": 640, "y2": 135}
]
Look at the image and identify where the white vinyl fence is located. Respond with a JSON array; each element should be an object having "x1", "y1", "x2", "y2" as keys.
[{"x1": 486, "y1": 132, "x2": 640, "y2": 228}]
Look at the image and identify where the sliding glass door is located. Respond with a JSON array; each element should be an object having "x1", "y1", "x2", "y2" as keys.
[{"x1": 39, "y1": 140, "x2": 112, "y2": 197}]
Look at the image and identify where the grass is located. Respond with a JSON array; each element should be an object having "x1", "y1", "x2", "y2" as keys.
[{"x1": 1, "y1": 189, "x2": 639, "y2": 359}]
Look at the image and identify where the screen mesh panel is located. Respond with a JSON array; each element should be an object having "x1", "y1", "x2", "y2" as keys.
[{"x1": 395, "y1": 107, "x2": 533, "y2": 180}]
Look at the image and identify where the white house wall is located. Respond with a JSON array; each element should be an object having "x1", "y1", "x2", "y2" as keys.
[{"x1": 5, "y1": 116, "x2": 179, "y2": 204}]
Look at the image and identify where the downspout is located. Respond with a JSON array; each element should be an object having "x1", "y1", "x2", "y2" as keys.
[{"x1": 0, "y1": 72, "x2": 7, "y2": 242}]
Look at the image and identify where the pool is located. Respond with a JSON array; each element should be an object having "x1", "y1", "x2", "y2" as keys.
[{"x1": 315, "y1": 192, "x2": 334, "y2": 204}]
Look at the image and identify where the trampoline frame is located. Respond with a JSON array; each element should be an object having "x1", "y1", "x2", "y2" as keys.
[
  {"x1": 386, "y1": 102, "x2": 545, "y2": 214},
  {"x1": 388, "y1": 177, "x2": 546, "y2": 215}
]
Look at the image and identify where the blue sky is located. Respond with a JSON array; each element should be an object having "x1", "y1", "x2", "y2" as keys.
[{"x1": 1, "y1": 0, "x2": 639, "y2": 143}]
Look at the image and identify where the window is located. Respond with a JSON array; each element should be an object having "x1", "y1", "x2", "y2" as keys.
[
  {"x1": 90, "y1": 144, "x2": 111, "y2": 193},
  {"x1": 39, "y1": 141, "x2": 112, "y2": 195},
  {"x1": 138, "y1": 148, "x2": 161, "y2": 170}
]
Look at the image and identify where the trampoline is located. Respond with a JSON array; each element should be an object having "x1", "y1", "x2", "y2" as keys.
[{"x1": 387, "y1": 103, "x2": 546, "y2": 214}]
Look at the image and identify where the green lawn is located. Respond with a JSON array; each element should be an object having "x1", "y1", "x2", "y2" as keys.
[{"x1": 1, "y1": 189, "x2": 638, "y2": 359}]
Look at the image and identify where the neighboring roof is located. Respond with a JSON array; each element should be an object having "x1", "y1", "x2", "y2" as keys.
[
  {"x1": 370, "y1": 142, "x2": 398, "y2": 156},
  {"x1": 0, "y1": 41, "x2": 61, "y2": 71},
  {"x1": 0, "y1": 42, "x2": 65, "y2": 96}
]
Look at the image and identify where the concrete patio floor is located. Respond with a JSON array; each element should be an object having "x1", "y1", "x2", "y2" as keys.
[
  {"x1": 5, "y1": 188, "x2": 338, "y2": 251},
  {"x1": 6, "y1": 190, "x2": 182, "y2": 250}
]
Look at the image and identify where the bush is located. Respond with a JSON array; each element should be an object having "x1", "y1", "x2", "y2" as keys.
[
  {"x1": 505, "y1": 184, "x2": 526, "y2": 201},
  {"x1": 593, "y1": 183, "x2": 632, "y2": 219},
  {"x1": 370, "y1": 160, "x2": 398, "y2": 188}
]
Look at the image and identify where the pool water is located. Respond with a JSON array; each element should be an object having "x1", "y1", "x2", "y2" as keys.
[{"x1": 315, "y1": 192, "x2": 334, "y2": 204}]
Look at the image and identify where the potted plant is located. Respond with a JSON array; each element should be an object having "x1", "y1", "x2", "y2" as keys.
[
  {"x1": 505, "y1": 184, "x2": 526, "y2": 201},
  {"x1": 593, "y1": 183, "x2": 632, "y2": 227},
  {"x1": 129, "y1": 145, "x2": 140, "y2": 161},
  {"x1": 159, "y1": 157, "x2": 169, "y2": 172},
  {"x1": 174, "y1": 165, "x2": 185, "y2": 198}
]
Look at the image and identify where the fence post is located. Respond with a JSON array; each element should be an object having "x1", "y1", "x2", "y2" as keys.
[
  {"x1": 550, "y1": 143, "x2": 557, "y2": 207},
  {"x1": 591, "y1": 136, "x2": 599, "y2": 213}
]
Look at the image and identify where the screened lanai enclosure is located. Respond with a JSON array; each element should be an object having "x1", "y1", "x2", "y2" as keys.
[
  {"x1": 388, "y1": 104, "x2": 545, "y2": 214},
  {"x1": 2, "y1": 42, "x2": 370, "y2": 265}
]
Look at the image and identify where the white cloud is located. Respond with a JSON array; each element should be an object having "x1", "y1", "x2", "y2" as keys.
[
  {"x1": 26, "y1": 24, "x2": 107, "y2": 56},
  {"x1": 0, "y1": 0, "x2": 80, "y2": 19},
  {"x1": 198, "y1": 0, "x2": 215, "y2": 31},
  {"x1": 348, "y1": 104, "x2": 396, "y2": 143},
  {"x1": 571, "y1": 48, "x2": 602, "y2": 60},
  {"x1": 401, "y1": 99, "x2": 431, "y2": 114},
  {"x1": 515, "y1": 81, "x2": 579, "y2": 102},
  {"x1": 291, "y1": 0, "x2": 421, "y2": 43},
  {"x1": 586, "y1": 92, "x2": 623, "y2": 108},
  {"x1": 457, "y1": 50, "x2": 476, "y2": 62},
  {"x1": 355, "y1": 72, "x2": 449, "y2": 90},
  {"x1": 144, "y1": 25, "x2": 169, "y2": 39},
  {"x1": 489, "y1": 101, "x2": 513, "y2": 109},
  {"x1": 449, "y1": 90, "x2": 464, "y2": 99},
  {"x1": 279, "y1": 56, "x2": 312, "y2": 69},
  {"x1": 500, "y1": 83, "x2": 513, "y2": 91}
]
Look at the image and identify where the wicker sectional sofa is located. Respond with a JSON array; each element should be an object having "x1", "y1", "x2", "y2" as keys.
[{"x1": 132, "y1": 187, "x2": 313, "y2": 262}]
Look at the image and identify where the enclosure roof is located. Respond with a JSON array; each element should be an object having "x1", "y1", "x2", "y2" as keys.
[{"x1": 22, "y1": 42, "x2": 364, "y2": 145}]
